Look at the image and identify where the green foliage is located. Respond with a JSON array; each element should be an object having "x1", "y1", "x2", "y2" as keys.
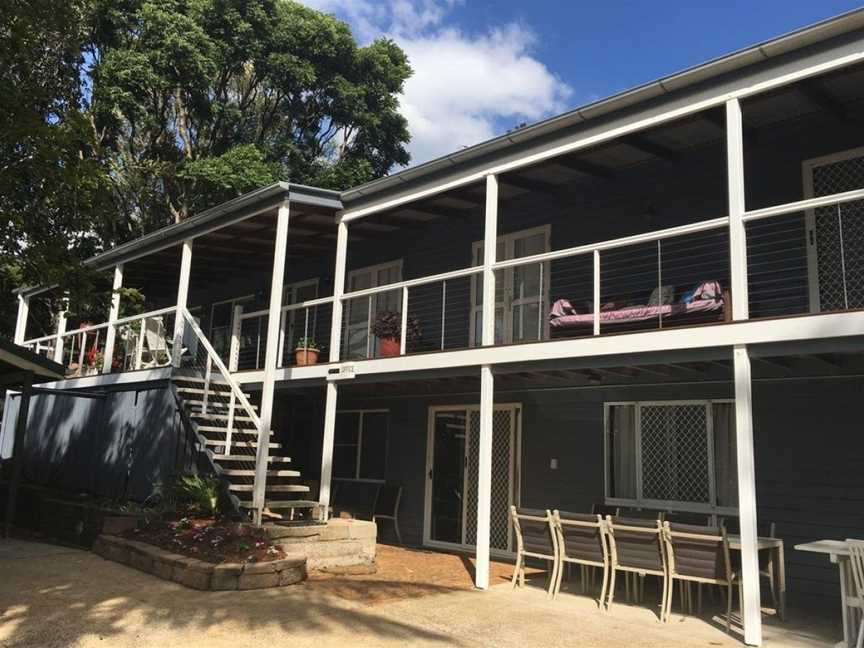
[
  {"x1": 294, "y1": 337, "x2": 319, "y2": 351},
  {"x1": 174, "y1": 474, "x2": 222, "y2": 516},
  {"x1": 1, "y1": 0, "x2": 412, "y2": 336}
]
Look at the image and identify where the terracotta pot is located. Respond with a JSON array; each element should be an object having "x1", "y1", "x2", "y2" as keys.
[
  {"x1": 294, "y1": 348, "x2": 320, "y2": 366},
  {"x1": 378, "y1": 337, "x2": 400, "y2": 357}
]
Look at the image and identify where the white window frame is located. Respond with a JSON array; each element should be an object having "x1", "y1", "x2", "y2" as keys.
[
  {"x1": 802, "y1": 145, "x2": 864, "y2": 314},
  {"x1": 345, "y1": 259, "x2": 403, "y2": 358},
  {"x1": 333, "y1": 408, "x2": 389, "y2": 483},
  {"x1": 469, "y1": 225, "x2": 551, "y2": 346},
  {"x1": 603, "y1": 399, "x2": 738, "y2": 516}
]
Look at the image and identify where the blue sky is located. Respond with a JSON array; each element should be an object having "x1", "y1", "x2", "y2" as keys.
[{"x1": 301, "y1": 0, "x2": 863, "y2": 166}]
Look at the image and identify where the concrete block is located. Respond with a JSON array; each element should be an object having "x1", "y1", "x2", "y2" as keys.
[
  {"x1": 243, "y1": 560, "x2": 278, "y2": 575},
  {"x1": 172, "y1": 560, "x2": 212, "y2": 590},
  {"x1": 237, "y1": 571, "x2": 280, "y2": 590},
  {"x1": 211, "y1": 564, "x2": 242, "y2": 591},
  {"x1": 101, "y1": 516, "x2": 140, "y2": 535},
  {"x1": 152, "y1": 559, "x2": 175, "y2": 581},
  {"x1": 318, "y1": 520, "x2": 350, "y2": 541},
  {"x1": 347, "y1": 521, "x2": 377, "y2": 540},
  {"x1": 277, "y1": 563, "x2": 306, "y2": 586}
]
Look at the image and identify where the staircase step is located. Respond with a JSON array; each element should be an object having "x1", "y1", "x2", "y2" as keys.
[
  {"x1": 191, "y1": 412, "x2": 256, "y2": 422},
  {"x1": 229, "y1": 484, "x2": 310, "y2": 493},
  {"x1": 239, "y1": 500, "x2": 318, "y2": 510},
  {"x1": 214, "y1": 454, "x2": 291, "y2": 463},
  {"x1": 204, "y1": 439, "x2": 282, "y2": 449},
  {"x1": 177, "y1": 386, "x2": 255, "y2": 399},
  {"x1": 194, "y1": 425, "x2": 271, "y2": 436},
  {"x1": 183, "y1": 399, "x2": 259, "y2": 412},
  {"x1": 221, "y1": 469, "x2": 300, "y2": 477}
]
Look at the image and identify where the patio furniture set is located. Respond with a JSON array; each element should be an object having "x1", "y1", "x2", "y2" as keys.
[{"x1": 510, "y1": 505, "x2": 786, "y2": 634}]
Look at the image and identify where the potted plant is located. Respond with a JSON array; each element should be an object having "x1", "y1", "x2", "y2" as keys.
[
  {"x1": 371, "y1": 310, "x2": 422, "y2": 358},
  {"x1": 294, "y1": 338, "x2": 320, "y2": 365}
]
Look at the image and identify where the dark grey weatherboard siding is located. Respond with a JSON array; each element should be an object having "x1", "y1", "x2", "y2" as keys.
[
  {"x1": 2, "y1": 381, "x2": 191, "y2": 502},
  {"x1": 337, "y1": 375, "x2": 864, "y2": 607}
]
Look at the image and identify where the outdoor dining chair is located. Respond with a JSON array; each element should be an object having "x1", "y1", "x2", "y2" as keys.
[
  {"x1": 372, "y1": 482, "x2": 403, "y2": 545},
  {"x1": 845, "y1": 538, "x2": 864, "y2": 648},
  {"x1": 605, "y1": 516, "x2": 669, "y2": 619},
  {"x1": 552, "y1": 511, "x2": 609, "y2": 607},
  {"x1": 510, "y1": 506, "x2": 559, "y2": 597},
  {"x1": 662, "y1": 521, "x2": 734, "y2": 629},
  {"x1": 591, "y1": 503, "x2": 620, "y2": 517},
  {"x1": 722, "y1": 517, "x2": 780, "y2": 614}
]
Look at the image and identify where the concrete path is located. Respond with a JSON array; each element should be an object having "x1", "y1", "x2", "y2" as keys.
[{"x1": 0, "y1": 539, "x2": 837, "y2": 647}]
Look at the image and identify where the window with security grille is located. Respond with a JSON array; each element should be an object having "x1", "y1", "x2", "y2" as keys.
[{"x1": 605, "y1": 400, "x2": 738, "y2": 511}]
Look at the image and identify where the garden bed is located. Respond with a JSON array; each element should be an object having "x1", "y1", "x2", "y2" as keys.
[
  {"x1": 94, "y1": 534, "x2": 307, "y2": 590},
  {"x1": 122, "y1": 516, "x2": 287, "y2": 564}
]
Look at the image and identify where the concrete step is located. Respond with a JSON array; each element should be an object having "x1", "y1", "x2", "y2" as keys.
[
  {"x1": 240, "y1": 500, "x2": 318, "y2": 510},
  {"x1": 221, "y1": 469, "x2": 300, "y2": 477},
  {"x1": 230, "y1": 484, "x2": 310, "y2": 493}
]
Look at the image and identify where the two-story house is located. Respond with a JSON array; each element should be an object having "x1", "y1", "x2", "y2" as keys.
[{"x1": 7, "y1": 9, "x2": 864, "y2": 645}]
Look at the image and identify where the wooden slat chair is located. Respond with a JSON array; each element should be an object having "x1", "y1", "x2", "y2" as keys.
[
  {"x1": 553, "y1": 511, "x2": 609, "y2": 607},
  {"x1": 510, "y1": 506, "x2": 559, "y2": 597},
  {"x1": 662, "y1": 521, "x2": 734, "y2": 629},
  {"x1": 605, "y1": 516, "x2": 669, "y2": 619}
]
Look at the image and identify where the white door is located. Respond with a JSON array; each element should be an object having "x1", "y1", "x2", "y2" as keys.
[
  {"x1": 424, "y1": 404, "x2": 521, "y2": 555},
  {"x1": 803, "y1": 147, "x2": 864, "y2": 313},
  {"x1": 471, "y1": 227, "x2": 550, "y2": 345},
  {"x1": 345, "y1": 261, "x2": 402, "y2": 359}
]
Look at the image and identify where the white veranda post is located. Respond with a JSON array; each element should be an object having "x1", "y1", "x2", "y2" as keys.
[
  {"x1": 319, "y1": 218, "x2": 348, "y2": 519},
  {"x1": 726, "y1": 98, "x2": 750, "y2": 320},
  {"x1": 253, "y1": 201, "x2": 291, "y2": 525},
  {"x1": 475, "y1": 174, "x2": 498, "y2": 590},
  {"x1": 734, "y1": 345, "x2": 762, "y2": 646},
  {"x1": 172, "y1": 239, "x2": 194, "y2": 366},
  {"x1": 14, "y1": 294, "x2": 29, "y2": 345},
  {"x1": 53, "y1": 297, "x2": 68, "y2": 364},
  {"x1": 103, "y1": 264, "x2": 124, "y2": 373}
]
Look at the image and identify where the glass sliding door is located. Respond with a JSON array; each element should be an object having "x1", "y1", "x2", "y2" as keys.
[{"x1": 425, "y1": 404, "x2": 521, "y2": 554}]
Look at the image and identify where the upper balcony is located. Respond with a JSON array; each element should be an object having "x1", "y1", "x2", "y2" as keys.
[{"x1": 333, "y1": 60, "x2": 864, "y2": 368}]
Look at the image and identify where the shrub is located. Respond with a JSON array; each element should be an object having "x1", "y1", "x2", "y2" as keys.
[{"x1": 175, "y1": 475, "x2": 222, "y2": 516}]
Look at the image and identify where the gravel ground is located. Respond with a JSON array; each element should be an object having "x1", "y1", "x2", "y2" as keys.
[{"x1": 0, "y1": 539, "x2": 836, "y2": 648}]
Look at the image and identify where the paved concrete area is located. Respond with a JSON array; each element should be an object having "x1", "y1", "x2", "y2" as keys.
[{"x1": 0, "y1": 539, "x2": 840, "y2": 647}]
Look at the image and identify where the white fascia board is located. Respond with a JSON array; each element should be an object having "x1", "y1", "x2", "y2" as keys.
[
  {"x1": 35, "y1": 367, "x2": 172, "y2": 390},
  {"x1": 260, "y1": 311, "x2": 864, "y2": 381}
]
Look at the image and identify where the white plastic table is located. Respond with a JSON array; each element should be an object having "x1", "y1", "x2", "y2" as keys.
[
  {"x1": 728, "y1": 534, "x2": 787, "y2": 620},
  {"x1": 795, "y1": 540, "x2": 854, "y2": 648}
]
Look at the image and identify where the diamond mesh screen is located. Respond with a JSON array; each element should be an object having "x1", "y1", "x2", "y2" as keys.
[
  {"x1": 465, "y1": 409, "x2": 514, "y2": 551},
  {"x1": 812, "y1": 155, "x2": 864, "y2": 311},
  {"x1": 640, "y1": 404, "x2": 709, "y2": 504}
]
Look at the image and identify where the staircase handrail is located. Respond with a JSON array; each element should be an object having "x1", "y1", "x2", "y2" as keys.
[{"x1": 179, "y1": 307, "x2": 261, "y2": 430}]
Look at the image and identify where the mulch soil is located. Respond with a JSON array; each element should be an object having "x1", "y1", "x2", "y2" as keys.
[
  {"x1": 122, "y1": 517, "x2": 286, "y2": 565},
  {"x1": 307, "y1": 544, "x2": 543, "y2": 605}
]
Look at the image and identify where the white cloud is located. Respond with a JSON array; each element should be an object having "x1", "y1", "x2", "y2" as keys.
[{"x1": 301, "y1": 0, "x2": 572, "y2": 166}]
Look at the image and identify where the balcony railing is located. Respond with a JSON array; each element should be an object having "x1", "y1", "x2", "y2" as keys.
[
  {"x1": 332, "y1": 190, "x2": 864, "y2": 362},
  {"x1": 233, "y1": 297, "x2": 334, "y2": 371},
  {"x1": 22, "y1": 307, "x2": 178, "y2": 377}
]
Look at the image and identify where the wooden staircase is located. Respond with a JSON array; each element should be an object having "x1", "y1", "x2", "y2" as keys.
[{"x1": 172, "y1": 374, "x2": 318, "y2": 518}]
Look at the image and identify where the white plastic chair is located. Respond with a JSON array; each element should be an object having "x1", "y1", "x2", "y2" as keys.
[
  {"x1": 846, "y1": 539, "x2": 864, "y2": 648},
  {"x1": 141, "y1": 317, "x2": 170, "y2": 367}
]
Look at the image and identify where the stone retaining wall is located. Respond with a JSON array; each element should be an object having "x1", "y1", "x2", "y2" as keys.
[
  {"x1": 93, "y1": 535, "x2": 307, "y2": 590},
  {"x1": 265, "y1": 519, "x2": 377, "y2": 570}
]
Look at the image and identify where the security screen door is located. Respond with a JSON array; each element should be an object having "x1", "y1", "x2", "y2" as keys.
[
  {"x1": 426, "y1": 405, "x2": 520, "y2": 554},
  {"x1": 804, "y1": 147, "x2": 864, "y2": 312}
]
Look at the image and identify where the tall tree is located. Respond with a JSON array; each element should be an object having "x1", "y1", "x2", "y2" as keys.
[
  {"x1": 88, "y1": 0, "x2": 412, "y2": 230},
  {"x1": 0, "y1": 0, "x2": 118, "y2": 337},
  {"x1": 1, "y1": 0, "x2": 412, "y2": 336}
]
